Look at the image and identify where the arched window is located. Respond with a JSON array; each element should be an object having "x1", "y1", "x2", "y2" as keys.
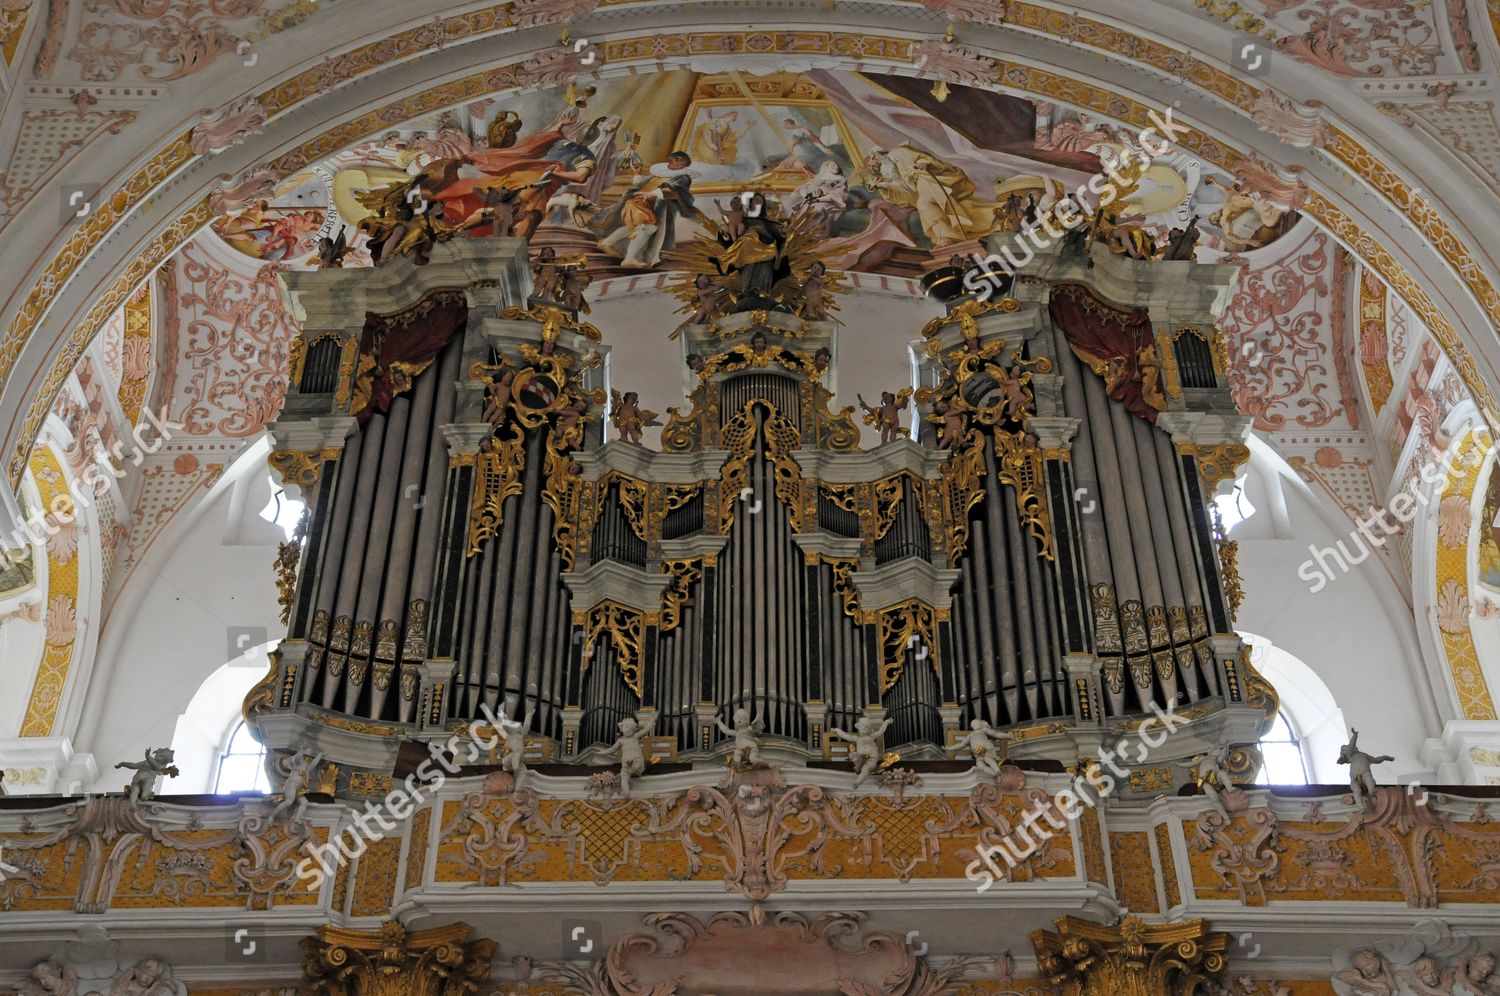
[
  {"x1": 1255, "y1": 711, "x2": 1309, "y2": 786},
  {"x1": 214, "y1": 720, "x2": 270, "y2": 795}
]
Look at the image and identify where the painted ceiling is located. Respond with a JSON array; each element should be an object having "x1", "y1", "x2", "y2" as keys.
[{"x1": 205, "y1": 70, "x2": 1303, "y2": 275}]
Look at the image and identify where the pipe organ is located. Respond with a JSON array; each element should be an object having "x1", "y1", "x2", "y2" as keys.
[{"x1": 251, "y1": 236, "x2": 1273, "y2": 785}]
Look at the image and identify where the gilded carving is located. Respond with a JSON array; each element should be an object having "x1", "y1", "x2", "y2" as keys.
[
  {"x1": 867, "y1": 599, "x2": 944, "y2": 692},
  {"x1": 1031, "y1": 915, "x2": 1229, "y2": 994},
  {"x1": 581, "y1": 600, "x2": 646, "y2": 696},
  {"x1": 302, "y1": 921, "x2": 497, "y2": 996}
]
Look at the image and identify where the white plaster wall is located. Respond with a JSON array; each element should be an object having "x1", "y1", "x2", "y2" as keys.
[
  {"x1": 1231, "y1": 437, "x2": 1438, "y2": 779},
  {"x1": 76, "y1": 449, "x2": 283, "y2": 792}
]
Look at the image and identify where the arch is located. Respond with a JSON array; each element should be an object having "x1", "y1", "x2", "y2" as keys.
[
  {"x1": 1239, "y1": 632, "x2": 1348, "y2": 783},
  {"x1": 166, "y1": 650, "x2": 275, "y2": 795},
  {"x1": 1, "y1": 4, "x2": 1499, "y2": 515}
]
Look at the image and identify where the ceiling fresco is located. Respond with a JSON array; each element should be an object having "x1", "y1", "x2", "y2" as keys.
[{"x1": 205, "y1": 70, "x2": 1304, "y2": 276}]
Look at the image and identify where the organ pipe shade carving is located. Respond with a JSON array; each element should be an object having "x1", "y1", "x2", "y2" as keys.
[{"x1": 258, "y1": 238, "x2": 1265, "y2": 777}]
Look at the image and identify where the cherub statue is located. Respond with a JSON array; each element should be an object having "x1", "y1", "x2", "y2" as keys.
[
  {"x1": 684, "y1": 274, "x2": 729, "y2": 325},
  {"x1": 813, "y1": 347, "x2": 832, "y2": 378},
  {"x1": 718, "y1": 196, "x2": 748, "y2": 242},
  {"x1": 555, "y1": 398, "x2": 591, "y2": 450},
  {"x1": 610, "y1": 390, "x2": 660, "y2": 444},
  {"x1": 483, "y1": 369, "x2": 515, "y2": 427},
  {"x1": 1334, "y1": 948, "x2": 1397, "y2": 995},
  {"x1": 267, "y1": 748, "x2": 325, "y2": 827},
  {"x1": 600, "y1": 713, "x2": 656, "y2": 795},
  {"x1": 993, "y1": 362, "x2": 1033, "y2": 420},
  {"x1": 531, "y1": 246, "x2": 561, "y2": 301},
  {"x1": 18, "y1": 960, "x2": 77, "y2": 996},
  {"x1": 558, "y1": 266, "x2": 592, "y2": 314},
  {"x1": 771, "y1": 261, "x2": 833, "y2": 320},
  {"x1": 1400, "y1": 956, "x2": 1453, "y2": 996},
  {"x1": 964, "y1": 719, "x2": 1011, "y2": 777},
  {"x1": 314, "y1": 227, "x2": 350, "y2": 269},
  {"x1": 1457, "y1": 952, "x2": 1500, "y2": 995},
  {"x1": 111, "y1": 957, "x2": 187, "y2": 996},
  {"x1": 715, "y1": 708, "x2": 766, "y2": 769},
  {"x1": 933, "y1": 398, "x2": 969, "y2": 451},
  {"x1": 1337, "y1": 728, "x2": 1394, "y2": 809},
  {"x1": 497, "y1": 708, "x2": 529, "y2": 784},
  {"x1": 857, "y1": 389, "x2": 911, "y2": 445},
  {"x1": 827, "y1": 714, "x2": 894, "y2": 788},
  {"x1": 115, "y1": 748, "x2": 179, "y2": 803},
  {"x1": 1175, "y1": 745, "x2": 1236, "y2": 817}
]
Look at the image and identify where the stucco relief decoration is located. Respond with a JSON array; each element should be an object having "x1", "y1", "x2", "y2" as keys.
[
  {"x1": 920, "y1": 0, "x2": 1008, "y2": 25},
  {"x1": 1264, "y1": 0, "x2": 1447, "y2": 76},
  {"x1": 1189, "y1": 786, "x2": 1500, "y2": 907},
  {"x1": 190, "y1": 97, "x2": 268, "y2": 156},
  {"x1": 510, "y1": 0, "x2": 599, "y2": 30},
  {"x1": 0, "y1": 794, "x2": 321, "y2": 914},
  {"x1": 65, "y1": 0, "x2": 273, "y2": 82},
  {"x1": 911, "y1": 38, "x2": 1004, "y2": 88},
  {"x1": 436, "y1": 765, "x2": 1075, "y2": 898},
  {"x1": 537, "y1": 910, "x2": 980, "y2": 996},
  {"x1": 167, "y1": 241, "x2": 297, "y2": 437},
  {"x1": 1250, "y1": 93, "x2": 1330, "y2": 149},
  {"x1": 0, "y1": 0, "x2": 31, "y2": 68},
  {"x1": 1215, "y1": 225, "x2": 1347, "y2": 431}
]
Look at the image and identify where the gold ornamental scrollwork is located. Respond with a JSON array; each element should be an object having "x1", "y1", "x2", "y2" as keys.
[
  {"x1": 1030, "y1": 915, "x2": 1230, "y2": 995},
  {"x1": 500, "y1": 302, "x2": 603, "y2": 343},
  {"x1": 660, "y1": 557, "x2": 704, "y2": 633},
  {"x1": 995, "y1": 428, "x2": 1055, "y2": 559},
  {"x1": 1213, "y1": 506, "x2": 1245, "y2": 621},
  {"x1": 467, "y1": 423, "x2": 526, "y2": 556},
  {"x1": 919, "y1": 295, "x2": 1021, "y2": 340},
  {"x1": 863, "y1": 598, "x2": 945, "y2": 692},
  {"x1": 1188, "y1": 443, "x2": 1251, "y2": 494},
  {"x1": 268, "y1": 449, "x2": 325, "y2": 490},
  {"x1": 302, "y1": 920, "x2": 497, "y2": 996},
  {"x1": 822, "y1": 555, "x2": 861, "y2": 618},
  {"x1": 578, "y1": 601, "x2": 647, "y2": 697},
  {"x1": 716, "y1": 399, "x2": 804, "y2": 533}
]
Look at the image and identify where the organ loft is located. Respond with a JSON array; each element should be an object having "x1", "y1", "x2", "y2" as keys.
[{"x1": 257, "y1": 223, "x2": 1269, "y2": 788}]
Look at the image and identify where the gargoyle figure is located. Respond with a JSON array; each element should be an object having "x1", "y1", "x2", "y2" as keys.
[{"x1": 114, "y1": 747, "x2": 179, "y2": 803}]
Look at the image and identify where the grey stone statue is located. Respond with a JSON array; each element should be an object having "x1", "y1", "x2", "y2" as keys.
[
  {"x1": 1337, "y1": 729, "x2": 1394, "y2": 809},
  {"x1": 827, "y1": 713, "x2": 893, "y2": 788},
  {"x1": 963, "y1": 719, "x2": 1011, "y2": 778},
  {"x1": 113, "y1": 748, "x2": 178, "y2": 803},
  {"x1": 715, "y1": 707, "x2": 765, "y2": 769},
  {"x1": 268, "y1": 748, "x2": 324, "y2": 827},
  {"x1": 18, "y1": 960, "x2": 77, "y2": 996},
  {"x1": 600, "y1": 712, "x2": 656, "y2": 795}
]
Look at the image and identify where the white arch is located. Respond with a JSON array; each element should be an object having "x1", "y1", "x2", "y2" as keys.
[
  {"x1": 1239, "y1": 631, "x2": 1348, "y2": 784},
  {"x1": 166, "y1": 646, "x2": 275, "y2": 795}
]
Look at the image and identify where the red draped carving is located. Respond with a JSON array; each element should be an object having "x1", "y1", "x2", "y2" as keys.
[
  {"x1": 351, "y1": 290, "x2": 468, "y2": 424},
  {"x1": 1048, "y1": 283, "x2": 1166, "y2": 423}
]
